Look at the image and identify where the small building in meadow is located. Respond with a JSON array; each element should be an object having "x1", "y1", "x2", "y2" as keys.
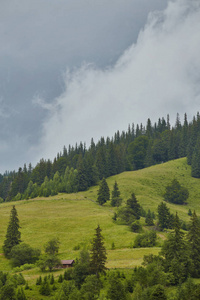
[{"x1": 60, "y1": 260, "x2": 75, "y2": 268}]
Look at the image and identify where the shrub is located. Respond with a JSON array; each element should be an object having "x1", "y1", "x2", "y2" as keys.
[
  {"x1": 130, "y1": 221, "x2": 142, "y2": 233},
  {"x1": 10, "y1": 243, "x2": 40, "y2": 267},
  {"x1": 134, "y1": 231, "x2": 157, "y2": 248}
]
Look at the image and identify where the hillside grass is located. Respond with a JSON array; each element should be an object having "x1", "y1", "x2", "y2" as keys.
[{"x1": 0, "y1": 157, "x2": 199, "y2": 281}]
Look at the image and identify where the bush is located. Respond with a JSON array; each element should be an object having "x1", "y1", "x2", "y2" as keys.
[
  {"x1": 134, "y1": 231, "x2": 157, "y2": 248},
  {"x1": 10, "y1": 243, "x2": 41, "y2": 267},
  {"x1": 13, "y1": 263, "x2": 35, "y2": 273},
  {"x1": 130, "y1": 221, "x2": 142, "y2": 233}
]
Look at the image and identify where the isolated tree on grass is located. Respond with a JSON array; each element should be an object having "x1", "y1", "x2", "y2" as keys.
[
  {"x1": 126, "y1": 193, "x2": 141, "y2": 220},
  {"x1": 164, "y1": 179, "x2": 189, "y2": 205},
  {"x1": 3, "y1": 205, "x2": 21, "y2": 258},
  {"x1": 10, "y1": 242, "x2": 41, "y2": 267},
  {"x1": 90, "y1": 225, "x2": 107, "y2": 277},
  {"x1": 97, "y1": 178, "x2": 110, "y2": 205},
  {"x1": 111, "y1": 181, "x2": 122, "y2": 207}
]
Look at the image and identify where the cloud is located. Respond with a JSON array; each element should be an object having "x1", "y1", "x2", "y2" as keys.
[{"x1": 35, "y1": 0, "x2": 200, "y2": 162}]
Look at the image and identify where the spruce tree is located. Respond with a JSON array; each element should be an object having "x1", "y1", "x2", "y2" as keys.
[
  {"x1": 157, "y1": 202, "x2": 173, "y2": 230},
  {"x1": 3, "y1": 205, "x2": 21, "y2": 258},
  {"x1": 161, "y1": 213, "x2": 191, "y2": 283},
  {"x1": 90, "y1": 225, "x2": 107, "y2": 277},
  {"x1": 97, "y1": 178, "x2": 110, "y2": 205},
  {"x1": 191, "y1": 138, "x2": 200, "y2": 178},
  {"x1": 145, "y1": 209, "x2": 154, "y2": 226},
  {"x1": 111, "y1": 181, "x2": 122, "y2": 207},
  {"x1": 187, "y1": 211, "x2": 200, "y2": 277},
  {"x1": 126, "y1": 193, "x2": 141, "y2": 219}
]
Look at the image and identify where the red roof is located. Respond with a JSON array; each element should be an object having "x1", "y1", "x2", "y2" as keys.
[{"x1": 61, "y1": 260, "x2": 74, "y2": 265}]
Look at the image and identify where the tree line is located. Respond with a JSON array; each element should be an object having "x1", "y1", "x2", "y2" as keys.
[{"x1": 1, "y1": 112, "x2": 200, "y2": 201}]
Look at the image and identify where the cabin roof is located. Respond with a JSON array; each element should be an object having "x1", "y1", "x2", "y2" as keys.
[{"x1": 61, "y1": 260, "x2": 74, "y2": 265}]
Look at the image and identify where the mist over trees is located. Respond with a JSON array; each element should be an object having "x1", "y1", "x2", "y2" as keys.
[{"x1": 1, "y1": 112, "x2": 200, "y2": 201}]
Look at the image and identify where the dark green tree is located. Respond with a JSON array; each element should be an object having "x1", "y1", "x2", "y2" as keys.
[
  {"x1": 161, "y1": 213, "x2": 191, "y2": 283},
  {"x1": 191, "y1": 137, "x2": 200, "y2": 178},
  {"x1": 80, "y1": 275, "x2": 101, "y2": 300},
  {"x1": 187, "y1": 211, "x2": 200, "y2": 277},
  {"x1": 106, "y1": 273, "x2": 127, "y2": 300},
  {"x1": 126, "y1": 193, "x2": 141, "y2": 220},
  {"x1": 130, "y1": 220, "x2": 142, "y2": 233},
  {"x1": 157, "y1": 202, "x2": 173, "y2": 230},
  {"x1": 111, "y1": 181, "x2": 122, "y2": 207},
  {"x1": 145, "y1": 209, "x2": 154, "y2": 226},
  {"x1": 39, "y1": 280, "x2": 51, "y2": 296},
  {"x1": 107, "y1": 141, "x2": 117, "y2": 176},
  {"x1": 10, "y1": 243, "x2": 41, "y2": 267},
  {"x1": 72, "y1": 249, "x2": 91, "y2": 289},
  {"x1": 97, "y1": 178, "x2": 110, "y2": 205},
  {"x1": 128, "y1": 136, "x2": 149, "y2": 170},
  {"x1": 3, "y1": 205, "x2": 21, "y2": 258},
  {"x1": 38, "y1": 238, "x2": 61, "y2": 272},
  {"x1": 77, "y1": 155, "x2": 89, "y2": 191},
  {"x1": 164, "y1": 179, "x2": 189, "y2": 204},
  {"x1": 90, "y1": 225, "x2": 107, "y2": 277},
  {"x1": 150, "y1": 284, "x2": 167, "y2": 300},
  {"x1": 16, "y1": 287, "x2": 27, "y2": 300}
]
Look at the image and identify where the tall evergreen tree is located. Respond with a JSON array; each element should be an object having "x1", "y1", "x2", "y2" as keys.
[
  {"x1": 111, "y1": 181, "x2": 122, "y2": 207},
  {"x1": 187, "y1": 211, "x2": 200, "y2": 277},
  {"x1": 3, "y1": 205, "x2": 21, "y2": 258},
  {"x1": 90, "y1": 225, "x2": 107, "y2": 277},
  {"x1": 145, "y1": 209, "x2": 154, "y2": 226},
  {"x1": 161, "y1": 213, "x2": 191, "y2": 283},
  {"x1": 97, "y1": 178, "x2": 110, "y2": 205},
  {"x1": 191, "y1": 137, "x2": 200, "y2": 178},
  {"x1": 157, "y1": 202, "x2": 173, "y2": 230},
  {"x1": 126, "y1": 193, "x2": 141, "y2": 220}
]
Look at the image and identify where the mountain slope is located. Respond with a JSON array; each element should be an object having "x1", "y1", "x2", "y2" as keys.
[{"x1": 0, "y1": 157, "x2": 199, "y2": 272}]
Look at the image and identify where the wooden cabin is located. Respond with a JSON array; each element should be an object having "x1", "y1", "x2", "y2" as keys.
[{"x1": 60, "y1": 259, "x2": 75, "y2": 268}]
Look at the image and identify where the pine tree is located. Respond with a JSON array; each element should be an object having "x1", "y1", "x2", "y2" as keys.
[
  {"x1": 187, "y1": 211, "x2": 200, "y2": 277},
  {"x1": 90, "y1": 225, "x2": 107, "y2": 277},
  {"x1": 3, "y1": 205, "x2": 21, "y2": 258},
  {"x1": 111, "y1": 181, "x2": 122, "y2": 207},
  {"x1": 145, "y1": 209, "x2": 154, "y2": 226},
  {"x1": 191, "y1": 137, "x2": 200, "y2": 178},
  {"x1": 157, "y1": 202, "x2": 173, "y2": 230},
  {"x1": 16, "y1": 287, "x2": 27, "y2": 300},
  {"x1": 161, "y1": 213, "x2": 191, "y2": 283},
  {"x1": 126, "y1": 193, "x2": 141, "y2": 220},
  {"x1": 97, "y1": 178, "x2": 110, "y2": 205}
]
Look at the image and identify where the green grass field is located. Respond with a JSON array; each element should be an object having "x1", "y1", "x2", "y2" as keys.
[{"x1": 0, "y1": 157, "x2": 199, "y2": 284}]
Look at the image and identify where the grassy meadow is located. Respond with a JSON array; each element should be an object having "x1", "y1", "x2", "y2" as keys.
[{"x1": 0, "y1": 157, "x2": 200, "y2": 284}]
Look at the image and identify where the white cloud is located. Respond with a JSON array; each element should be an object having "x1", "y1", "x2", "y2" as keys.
[{"x1": 34, "y1": 0, "x2": 200, "y2": 162}]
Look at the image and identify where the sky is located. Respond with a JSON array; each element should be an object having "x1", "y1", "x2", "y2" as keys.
[{"x1": 0, "y1": 0, "x2": 200, "y2": 173}]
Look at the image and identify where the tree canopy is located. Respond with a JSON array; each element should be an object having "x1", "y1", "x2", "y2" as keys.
[{"x1": 164, "y1": 179, "x2": 189, "y2": 204}]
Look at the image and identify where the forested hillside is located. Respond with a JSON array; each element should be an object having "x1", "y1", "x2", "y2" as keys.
[{"x1": 1, "y1": 112, "x2": 200, "y2": 202}]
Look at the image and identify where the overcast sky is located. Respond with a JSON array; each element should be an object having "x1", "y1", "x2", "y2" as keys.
[{"x1": 1, "y1": 0, "x2": 200, "y2": 173}]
